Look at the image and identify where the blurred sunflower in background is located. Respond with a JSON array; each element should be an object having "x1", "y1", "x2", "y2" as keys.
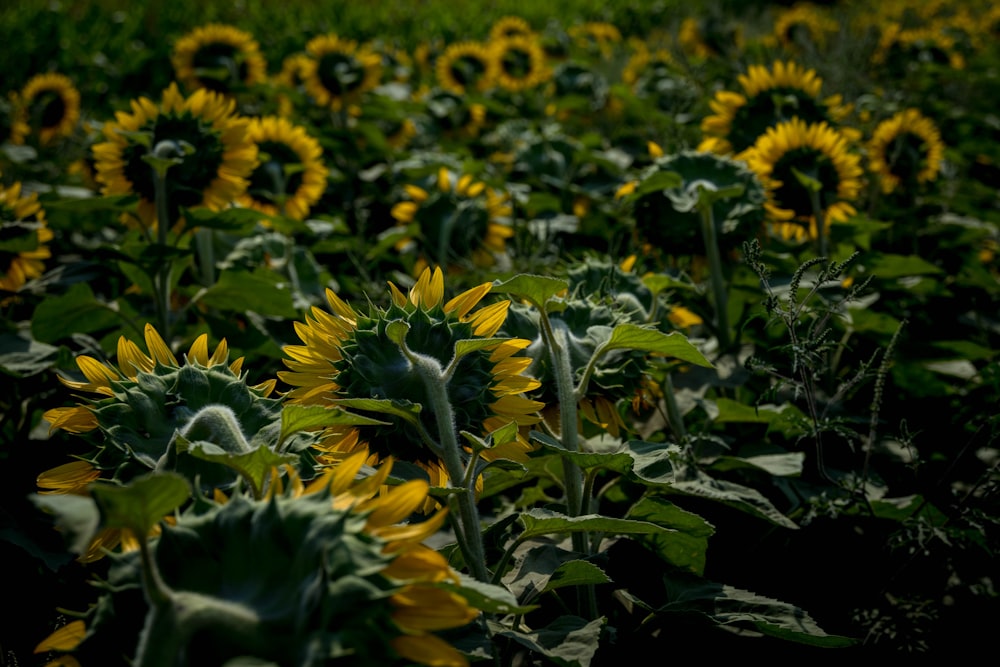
[
  {"x1": 871, "y1": 22, "x2": 966, "y2": 73},
  {"x1": 170, "y1": 23, "x2": 268, "y2": 94},
  {"x1": 279, "y1": 267, "x2": 543, "y2": 507},
  {"x1": 238, "y1": 115, "x2": 328, "y2": 221},
  {"x1": 421, "y1": 89, "x2": 487, "y2": 139},
  {"x1": 390, "y1": 166, "x2": 514, "y2": 272},
  {"x1": 435, "y1": 41, "x2": 497, "y2": 94},
  {"x1": 867, "y1": 108, "x2": 945, "y2": 194},
  {"x1": 303, "y1": 34, "x2": 383, "y2": 112},
  {"x1": 35, "y1": 451, "x2": 480, "y2": 667},
  {"x1": 769, "y1": 3, "x2": 841, "y2": 53},
  {"x1": 699, "y1": 60, "x2": 853, "y2": 158},
  {"x1": 678, "y1": 14, "x2": 744, "y2": 60},
  {"x1": 489, "y1": 15, "x2": 535, "y2": 42},
  {"x1": 744, "y1": 117, "x2": 864, "y2": 243},
  {"x1": 0, "y1": 181, "x2": 52, "y2": 300},
  {"x1": 490, "y1": 35, "x2": 550, "y2": 92},
  {"x1": 91, "y1": 82, "x2": 258, "y2": 230},
  {"x1": 17, "y1": 72, "x2": 80, "y2": 145},
  {"x1": 567, "y1": 21, "x2": 622, "y2": 58},
  {"x1": 1, "y1": 91, "x2": 30, "y2": 145}
]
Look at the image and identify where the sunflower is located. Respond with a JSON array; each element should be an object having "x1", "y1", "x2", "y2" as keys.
[
  {"x1": 421, "y1": 89, "x2": 488, "y2": 138},
  {"x1": 0, "y1": 181, "x2": 52, "y2": 299},
  {"x1": 390, "y1": 167, "x2": 513, "y2": 270},
  {"x1": 435, "y1": 41, "x2": 497, "y2": 94},
  {"x1": 771, "y1": 3, "x2": 840, "y2": 52},
  {"x1": 567, "y1": 21, "x2": 622, "y2": 58},
  {"x1": 490, "y1": 35, "x2": 550, "y2": 92},
  {"x1": 303, "y1": 33, "x2": 383, "y2": 112},
  {"x1": 171, "y1": 23, "x2": 268, "y2": 94},
  {"x1": 871, "y1": 22, "x2": 966, "y2": 72},
  {"x1": 279, "y1": 267, "x2": 543, "y2": 506},
  {"x1": 91, "y1": 82, "x2": 257, "y2": 230},
  {"x1": 489, "y1": 15, "x2": 535, "y2": 41},
  {"x1": 17, "y1": 72, "x2": 80, "y2": 145},
  {"x1": 40, "y1": 324, "x2": 283, "y2": 559},
  {"x1": 238, "y1": 116, "x2": 328, "y2": 220},
  {"x1": 35, "y1": 452, "x2": 479, "y2": 667},
  {"x1": 699, "y1": 60, "x2": 853, "y2": 158},
  {"x1": 867, "y1": 108, "x2": 945, "y2": 195},
  {"x1": 743, "y1": 118, "x2": 864, "y2": 242},
  {"x1": 678, "y1": 15, "x2": 743, "y2": 59}
]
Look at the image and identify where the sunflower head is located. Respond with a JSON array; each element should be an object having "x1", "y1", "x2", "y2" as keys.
[
  {"x1": 490, "y1": 35, "x2": 551, "y2": 93},
  {"x1": 171, "y1": 23, "x2": 268, "y2": 94},
  {"x1": 41, "y1": 324, "x2": 296, "y2": 495},
  {"x1": 0, "y1": 181, "x2": 52, "y2": 300},
  {"x1": 239, "y1": 115, "x2": 328, "y2": 220},
  {"x1": 18, "y1": 72, "x2": 81, "y2": 145},
  {"x1": 35, "y1": 454, "x2": 480, "y2": 667},
  {"x1": 304, "y1": 34, "x2": 383, "y2": 111},
  {"x1": 435, "y1": 41, "x2": 497, "y2": 94},
  {"x1": 489, "y1": 15, "x2": 535, "y2": 42},
  {"x1": 390, "y1": 167, "x2": 513, "y2": 271},
  {"x1": 867, "y1": 108, "x2": 945, "y2": 194},
  {"x1": 871, "y1": 22, "x2": 966, "y2": 74},
  {"x1": 699, "y1": 60, "x2": 852, "y2": 158},
  {"x1": 567, "y1": 21, "x2": 623, "y2": 58},
  {"x1": 279, "y1": 267, "x2": 542, "y2": 500},
  {"x1": 743, "y1": 118, "x2": 864, "y2": 242},
  {"x1": 771, "y1": 4, "x2": 841, "y2": 52},
  {"x1": 678, "y1": 15, "x2": 744, "y2": 60},
  {"x1": 422, "y1": 89, "x2": 488, "y2": 138},
  {"x1": 92, "y1": 82, "x2": 258, "y2": 230}
]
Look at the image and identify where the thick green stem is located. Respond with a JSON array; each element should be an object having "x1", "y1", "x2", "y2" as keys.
[
  {"x1": 407, "y1": 349, "x2": 491, "y2": 583},
  {"x1": 661, "y1": 371, "x2": 687, "y2": 442},
  {"x1": 195, "y1": 229, "x2": 215, "y2": 287},
  {"x1": 699, "y1": 203, "x2": 730, "y2": 352},
  {"x1": 152, "y1": 170, "x2": 173, "y2": 340}
]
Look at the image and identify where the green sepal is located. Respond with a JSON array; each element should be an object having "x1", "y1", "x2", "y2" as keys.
[{"x1": 90, "y1": 472, "x2": 191, "y2": 539}]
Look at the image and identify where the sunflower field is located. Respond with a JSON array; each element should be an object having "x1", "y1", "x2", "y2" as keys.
[{"x1": 2, "y1": 0, "x2": 999, "y2": 663}]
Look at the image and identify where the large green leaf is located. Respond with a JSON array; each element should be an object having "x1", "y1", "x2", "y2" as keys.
[
  {"x1": 30, "y1": 493, "x2": 102, "y2": 556},
  {"x1": 518, "y1": 508, "x2": 669, "y2": 541},
  {"x1": 532, "y1": 432, "x2": 679, "y2": 486},
  {"x1": 444, "y1": 574, "x2": 536, "y2": 615},
  {"x1": 31, "y1": 282, "x2": 121, "y2": 343},
  {"x1": 0, "y1": 331, "x2": 62, "y2": 377},
  {"x1": 199, "y1": 270, "x2": 299, "y2": 319},
  {"x1": 180, "y1": 439, "x2": 298, "y2": 498},
  {"x1": 626, "y1": 496, "x2": 714, "y2": 575},
  {"x1": 492, "y1": 616, "x2": 606, "y2": 667},
  {"x1": 599, "y1": 324, "x2": 713, "y2": 368},
  {"x1": 278, "y1": 404, "x2": 388, "y2": 445},
  {"x1": 90, "y1": 472, "x2": 191, "y2": 538},
  {"x1": 667, "y1": 467, "x2": 798, "y2": 529},
  {"x1": 712, "y1": 398, "x2": 808, "y2": 436}
]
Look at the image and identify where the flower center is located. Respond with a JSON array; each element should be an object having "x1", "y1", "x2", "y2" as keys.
[
  {"x1": 771, "y1": 148, "x2": 839, "y2": 219},
  {"x1": 248, "y1": 141, "x2": 305, "y2": 205}
]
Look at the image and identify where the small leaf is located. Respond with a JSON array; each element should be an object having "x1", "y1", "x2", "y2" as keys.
[
  {"x1": 182, "y1": 441, "x2": 297, "y2": 498},
  {"x1": 279, "y1": 404, "x2": 388, "y2": 445},
  {"x1": 444, "y1": 574, "x2": 536, "y2": 615},
  {"x1": 492, "y1": 616, "x2": 605, "y2": 667},
  {"x1": 90, "y1": 472, "x2": 191, "y2": 538},
  {"x1": 518, "y1": 508, "x2": 669, "y2": 541},
  {"x1": 332, "y1": 398, "x2": 422, "y2": 425},
  {"x1": 599, "y1": 324, "x2": 713, "y2": 368},
  {"x1": 492, "y1": 274, "x2": 569, "y2": 309}
]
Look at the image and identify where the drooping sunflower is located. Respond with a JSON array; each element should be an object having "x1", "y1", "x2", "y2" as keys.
[
  {"x1": 0, "y1": 181, "x2": 52, "y2": 299},
  {"x1": 303, "y1": 33, "x2": 383, "y2": 112},
  {"x1": 35, "y1": 451, "x2": 480, "y2": 667},
  {"x1": 390, "y1": 167, "x2": 513, "y2": 271},
  {"x1": 744, "y1": 117, "x2": 864, "y2": 242},
  {"x1": 17, "y1": 72, "x2": 80, "y2": 145},
  {"x1": 771, "y1": 3, "x2": 841, "y2": 53},
  {"x1": 867, "y1": 108, "x2": 945, "y2": 195},
  {"x1": 279, "y1": 267, "x2": 543, "y2": 504},
  {"x1": 40, "y1": 323, "x2": 286, "y2": 558},
  {"x1": 91, "y1": 82, "x2": 257, "y2": 230},
  {"x1": 699, "y1": 60, "x2": 853, "y2": 158},
  {"x1": 238, "y1": 115, "x2": 328, "y2": 221},
  {"x1": 170, "y1": 23, "x2": 268, "y2": 94},
  {"x1": 435, "y1": 41, "x2": 497, "y2": 95},
  {"x1": 490, "y1": 35, "x2": 550, "y2": 92},
  {"x1": 489, "y1": 15, "x2": 535, "y2": 42}
]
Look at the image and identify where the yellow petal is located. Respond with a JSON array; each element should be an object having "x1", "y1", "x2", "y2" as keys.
[
  {"x1": 187, "y1": 333, "x2": 210, "y2": 365},
  {"x1": 390, "y1": 633, "x2": 468, "y2": 667},
  {"x1": 443, "y1": 283, "x2": 491, "y2": 319},
  {"x1": 143, "y1": 323, "x2": 178, "y2": 366},
  {"x1": 34, "y1": 620, "x2": 86, "y2": 653}
]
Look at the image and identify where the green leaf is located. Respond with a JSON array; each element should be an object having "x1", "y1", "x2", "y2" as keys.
[
  {"x1": 518, "y1": 508, "x2": 669, "y2": 541},
  {"x1": 492, "y1": 274, "x2": 569, "y2": 309},
  {"x1": 453, "y1": 337, "x2": 506, "y2": 360},
  {"x1": 709, "y1": 452, "x2": 805, "y2": 477},
  {"x1": 658, "y1": 571, "x2": 856, "y2": 647},
  {"x1": 30, "y1": 493, "x2": 102, "y2": 556},
  {"x1": 544, "y1": 560, "x2": 612, "y2": 593},
  {"x1": 712, "y1": 398, "x2": 808, "y2": 436},
  {"x1": 634, "y1": 170, "x2": 683, "y2": 196},
  {"x1": 180, "y1": 441, "x2": 298, "y2": 498},
  {"x1": 626, "y1": 496, "x2": 714, "y2": 575},
  {"x1": 599, "y1": 324, "x2": 713, "y2": 368},
  {"x1": 198, "y1": 270, "x2": 299, "y2": 319},
  {"x1": 331, "y1": 398, "x2": 422, "y2": 425},
  {"x1": 0, "y1": 332, "x2": 61, "y2": 377},
  {"x1": 183, "y1": 206, "x2": 280, "y2": 232},
  {"x1": 531, "y1": 433, "x2": 679, "y2": 486},
  {"x1": 444, "y1": 574, "x2": 536, "y2": 615},
  {"x1": 667, "y1": 467, "x2": 798, "y2": 529},
  {"x1": 385, "y1": 320, "x2": 409, "y2": 346},
  {"x1": 864, "y1": 253, "x2": 943, "y2": 279},
  {"x1": 31, "y1": 282, "x2": 121, "y2": 343},
  {"x1": 492, "y1": 616, "x2": 605, "y2": 667},
  {"x1": 90, "y1": 472, "x2": 191, "y2": 538},
  {"x1": 279, "y1": 404, "x2": 388, "y2": 445}
]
